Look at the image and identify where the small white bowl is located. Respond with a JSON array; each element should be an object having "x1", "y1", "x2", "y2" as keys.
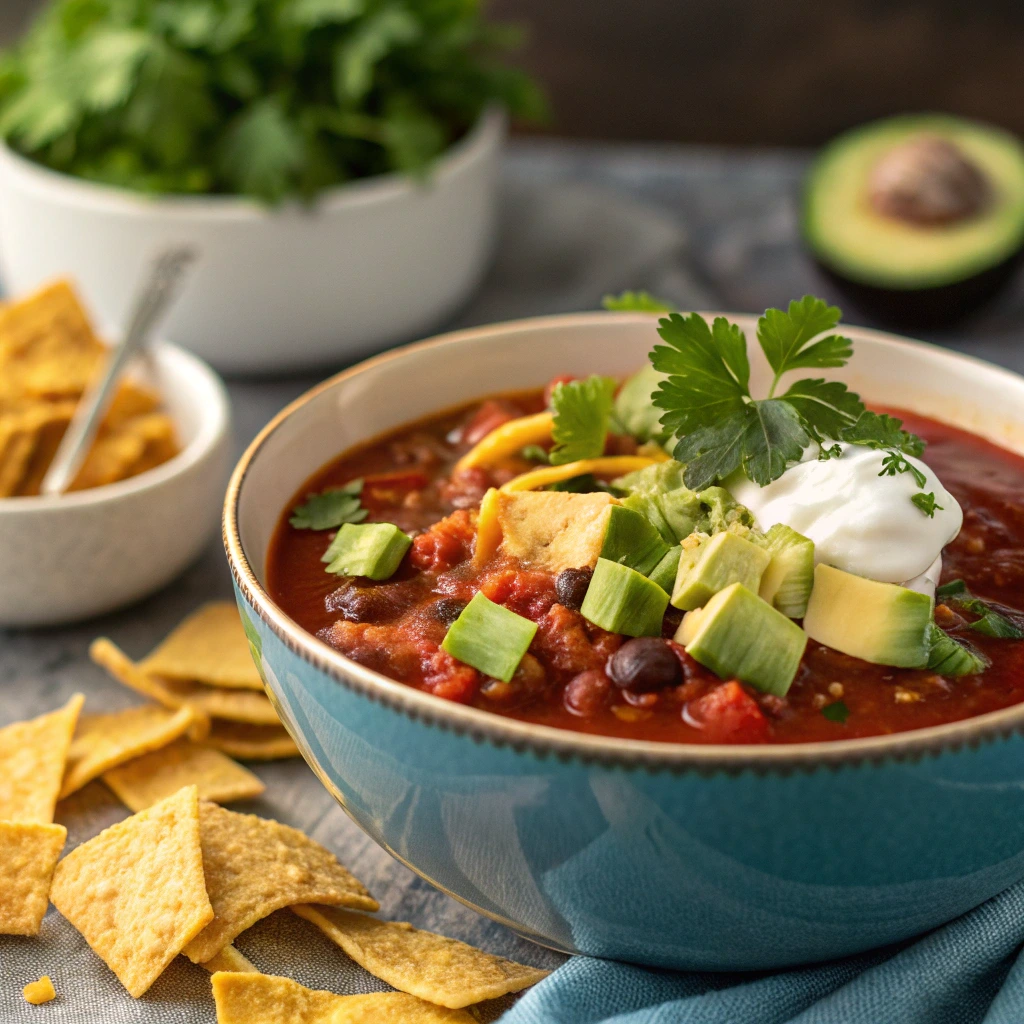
[
  {"x1": 0, "y1": 110, "x2": 505, "y2": 374},
  {"x1": 0, "y1": 341, "x2": 230, "y2": 627}
]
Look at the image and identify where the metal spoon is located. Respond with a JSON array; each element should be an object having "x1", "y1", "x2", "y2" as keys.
[{"x1": 40, "y1": 246, "x2": 197, "y2": 497}]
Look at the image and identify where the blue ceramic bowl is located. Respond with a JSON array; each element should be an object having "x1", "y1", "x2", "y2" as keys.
[{"x1": 224, "y1": 313, "x2": 1024, "y2": 971}]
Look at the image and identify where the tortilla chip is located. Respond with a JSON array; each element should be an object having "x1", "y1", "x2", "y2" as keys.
[
  {"x1": 102, "y1": 739, "x2": 265, "y2": 812},
  {"x1": 204, "y1": 722, "x2": 299, "y2": 761},
  {"x1": 91, "y1": 637, "x2": 276, "y2": 724},
  {"x1": 0, "y1": 280, "x2": 104, "y2": 399},
  {"x1": 104, "y1": 380, "x2": 161, "y2": 424},
  {"x1": 89, "y1": 639, "x2": 211, "y2": 738},
  {"x1": 49, "y1": 785, "x2": 213, "y2": 998},
  {"x1": 293, "y1": 905, "x2": 550, "y2": 1008},
  {"x1": 142, "y1": 603, "x2": 267, "y2": 691},
  {"x1": 0, "y1": 694, "x2": 84, "y2": 822},
  {"x1": 22, "y1": 976, "x2": 57, "y2": 1005},
  {"x1": 211, "y1": 973, "x2": 476, "y2": 1024},
  {"x1": 184, "y1": 802, "x2": 377, "y2": 963},
  {"x1": 0, "y1": 415, "x2": 39, "y2": 497},
  {"x1": 0, "y1": 822, "x2": 67, "y2": 935},
  {"x1": 60, "y1": 704, "x2": 198, "y2": 799},
  {"x1": 201, "y1": 945, "x2": 258, "y2": 974},
  {"x1": 13, "y1": 403, "x2": 75, "y2": 495}
]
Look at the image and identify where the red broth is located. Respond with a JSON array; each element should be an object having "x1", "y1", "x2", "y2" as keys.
[{"x1": 267, "y1": 394, "x2": 1024, "y2": 745}]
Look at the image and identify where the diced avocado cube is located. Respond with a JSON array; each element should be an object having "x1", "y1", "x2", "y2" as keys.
[
  {"x1": 671, "y1": 530, "x2": 771, "y2": 611},
  {"x1": 648, "y1": 545, "x2": 682, "y2": 595},
  {"x1": 580, "y1": 558, "x2": 669, "y2": 637},
  {"x1": 926, "y1": 624, "x2": 989, "y2": 677},
  {"x1": 600, "y1": 505, "x2": 671, "y2": 576},
  {"x1": 675, "y1": 583, "x2": 807, "y2": 696},
  {"x1": 324, "y1": 522, "x2": 412, "y2": 580},
  {"x1": 441, "y1": 592, "x2": 538, "y2": 682},
  {"x1": 759, "y1": 523, "x2": 815, "y2": 619},
  {"x1": 803, "y1": 564, "x2": 933, "y2": 668}
]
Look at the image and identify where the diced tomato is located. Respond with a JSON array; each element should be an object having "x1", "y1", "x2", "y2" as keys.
[
  {"x1": 686, "y1": 680, "x2": 770, "y2": 743},
  {"x1": 409, "y1": 510, "x2": 475, "y2": 572},
  {"x1": 423, "y1": 649, "x2": 480, "y2": 703},
  {"x1": 480, "y1": 568, "x2": 557, "y2": 621},
  {"x1": 544, "y1": 374, "x2": 576, "y2": 407},
  {"x1": 460, "y1": 400, "x2": 519, "y2": 446}
]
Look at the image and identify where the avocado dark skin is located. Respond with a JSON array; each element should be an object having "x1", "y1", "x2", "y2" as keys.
[{"x1": 815, "y1": 249, "x2": 1024, "y2": 330}]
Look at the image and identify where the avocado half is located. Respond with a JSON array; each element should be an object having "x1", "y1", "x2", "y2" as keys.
[{"x1": 802, "y1": 115, "x2": 1024, "y2": 328}]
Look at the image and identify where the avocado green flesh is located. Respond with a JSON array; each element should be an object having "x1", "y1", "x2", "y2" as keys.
[
  {"x1": 323, "y1": 522, "x2": 412, "y2": 580},
  {"x1": 803, "y1": 115, "x2": 1024, "y2": 288},
  {"x1": 759, "y1": 524, "x2": 815, "y2": 619},
  {"x1": 676, "y1": 583, "x2": 807, "y2": 697},
  {"x1": 442, "y1": 592, "x2": 538, "y2": 682},
  {"x1": 671, "y1": 530, "x2": 771, "y2": 612},
  {"x1": 648, "y1": 545, "x2": 682, "y2": 595},
  {"x1": 580, "y1": 557, "x2": 669, "y2": 637},
  {"x1": 600, "y1": 504, "x2": 671, "y2": 576},
  {"x1": 803, "y1": 564, "x2": 933, "y2": 668},
  {"x1": 926, "y1": 624, "x2": 989, "y2": 677}
]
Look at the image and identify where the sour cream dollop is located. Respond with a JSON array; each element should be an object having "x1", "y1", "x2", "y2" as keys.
[{"x1": 729, "y1": 444, "x2": 962, "y2": 584}]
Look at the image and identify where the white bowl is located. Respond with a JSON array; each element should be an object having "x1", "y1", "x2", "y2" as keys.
[
  {"x1": 0, "y1": 341, "x2": 230, "y2": 626},
  {"x1": 0, "y1": 110, "x2": 505, "y2": 375}
]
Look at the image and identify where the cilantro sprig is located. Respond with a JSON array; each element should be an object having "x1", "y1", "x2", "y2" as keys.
[
  {"x1": 290, "y1": 479, "x2": 367, "y2": 530},
  {"x1": 650, "y1": 296, "x2": 930, "y2": 510},
  {"x1": 549, "y1": 375, "x2": 618, "y2": 465},
  {"x1": 0, "y1": 0, "x2": 545, "y2": 203}
]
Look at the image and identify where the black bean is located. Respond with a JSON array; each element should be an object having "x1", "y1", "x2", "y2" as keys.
[
  {"x1": 429, "y1": 597, "x2": 468, "y2": 627},
  {"x1": 607, "y1": 638, "x2": 682, "y2": 693},
  {"x1": 555, "y1": 566, "x2": 593, "y2": 610},
  {"x1": 326, "y1": 585, "x2": 393, "y2": 623}
]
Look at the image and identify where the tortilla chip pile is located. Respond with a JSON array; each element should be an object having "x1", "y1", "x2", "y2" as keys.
[
  {"x1": 1, "y1": 601, "x2": 550, "y2": 1017},
  {"x1": 0, "y1": 278, "x2": 179, "y2": 496},
  {"x1": 91, "y1": 601, "x2": 300, "y2": 761}
]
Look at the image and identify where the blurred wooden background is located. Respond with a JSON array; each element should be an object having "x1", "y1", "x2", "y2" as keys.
[{"x1": 3, "y1": 0, "x2": 1023, "y2": 145}]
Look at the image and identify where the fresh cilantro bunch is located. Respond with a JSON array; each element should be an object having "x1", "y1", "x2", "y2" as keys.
[
  {"x1": 649, "y1": 296, "x2": 933, "y2": 512},
  {"x1": 0, "y1": 0, "x2": 545, "y2": 203}
]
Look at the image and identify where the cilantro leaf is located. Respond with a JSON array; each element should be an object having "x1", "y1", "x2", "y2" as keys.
[
  {"x1": 880, "y1": 452, "x2": 927, "y2": 488},
  {"x1": 757, "y1": 296, "x2": 851, "y2": 386},
  {"x1": 781, "y1": 378, "x2": 865, "y2": 440},
  {"x1": 550, "y1": 375, "x2": 617, "y2": 466},
  {"x1": 911, "y1": 492, "x2": 942, "y2": 518},
  {"x1": 651, "y1": 313, "x2": 750, "y2": 437},
  {"x1": 821, "y1": 700, "x2": 849, "y2": 724},
  {"x1": 291, "y1": 0, "x2": 365, "y2": 29},
  {"x1": 218, "y1": 98, "x2": 304, "y2": 204},
  {"x1": 935, "y1": 580, "x2": 1024, "y2": 640},
  {"x1": 673, "y1": 409, "x2": 748, "y2": 490},
  {"x1": 740, "y1": 400, "x2": 810, "y2": 486},
  {"x1": 290, "y1": 479, "x2": 367, "y2": 530},
  {"x1": 841, "y1": 411, "x2": 924, "y2": 456},
  {"x1": 602, "y1": 291, "x2": 676, "y2": 313}
]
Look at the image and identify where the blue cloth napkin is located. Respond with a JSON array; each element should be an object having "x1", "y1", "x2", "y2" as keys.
[{"x1": 501, "y1": 880, "x2": 1024, "y2": 1024}]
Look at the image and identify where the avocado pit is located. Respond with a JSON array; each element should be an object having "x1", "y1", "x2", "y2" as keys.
[{"x1": 868, "y1": 134, "x2": 990, "y2": 227}]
